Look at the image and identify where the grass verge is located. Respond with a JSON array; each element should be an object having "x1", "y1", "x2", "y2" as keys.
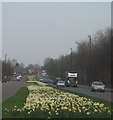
[{"x1": 2, "y1": 86, "x2": 29, "y2": 118}]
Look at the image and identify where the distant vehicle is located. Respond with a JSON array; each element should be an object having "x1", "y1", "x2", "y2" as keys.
[
  {"x1": 49, "y1": 79, "x2": 53, "y2": 83},
  {"x1": 43, "y1": 79, "x2": 52, "y2": 83},
  {"x1": 42, "y1": 70, "x2": 47, "y2": 77},
  {"x1": 40, "y1": 78, "x2": 43, "y2": 81},
  {"x1": 16, "y1": 76, "x2": 21, "y2": 81},
  {"x1": 54, "y1": 77, "x2": 62, "y2": 85},
  {"x1": 91, "y1": 81, "x2": 105, "y2": 92},
  {"x1": 16, "y1": 74, "x2": 22, "y2": 81},
  {"x1": 18, "y1": 75, "x2": 22, "y2": 78},
  {"x1": 65, "y1": 71, "x2": 78, "y2": 87},
  {"x1": 13, "y1": 72, "x2": 16, "y2": 75},
  {"x1": 57, "y1": 80, "x2": 65, "y2": 87}
]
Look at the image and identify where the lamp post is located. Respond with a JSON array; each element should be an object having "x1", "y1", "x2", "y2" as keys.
[
  {"x1": 88, "y1": 35, "x2": 92, "y2": 85},
  {"x1": 88, "y1": 36, "x2": 92, "y2": 48},
  {"x1": 5, "y1": 54, "x2": 7, "y2": 78},
  {"x1": 62, "y1": 56, "x2": 64, "y2": 80},
  {"x1": 56, "y1": 59, "x2": 57, "y2": 77},
  {"x1": 70, "y1": 48, "x2": 72, "y2": 71}
]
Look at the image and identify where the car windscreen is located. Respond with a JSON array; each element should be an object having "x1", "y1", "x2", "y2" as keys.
[
  {"x1": 93, "y1": 82, "x2": 103, "y2": 85},
  {"x1": 98, "y1": 82, "x2": 103, "y2": 85},
  {"x1": 68, "y1": 78, "x2": 76, "y2": 82},
  {"x1": 58, "y1": 81, "x2": 64, "y2": 83}
]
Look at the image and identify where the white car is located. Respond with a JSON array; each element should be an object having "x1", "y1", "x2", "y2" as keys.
[
  {"x1": 56, "y1": 81, "x2": 65, "y2": 87},
  {"x1": 18, "y1": 75, "x2": 22, "y2": 78},
  {"x1": 91, "y1": 81, "x2": 105, "y2": 92},
  {"x1": 40, "y1": 78, "x2": 43, "y2": 81},
  {"x1": 17, "y1": 76, "x2": 21, "y2": 81}
]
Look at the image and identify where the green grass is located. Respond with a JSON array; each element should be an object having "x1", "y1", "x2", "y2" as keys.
[
  {"x1": 2, "y1": 86, "x2": 29, "y2": 118},
  {"x1": 2, "y1": 84, "x2": 113, "y2": 119}
]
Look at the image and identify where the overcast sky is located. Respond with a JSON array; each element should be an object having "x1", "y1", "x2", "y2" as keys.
[{"x1": 2, "y1": 2, "x2": 110, "y2": 65}]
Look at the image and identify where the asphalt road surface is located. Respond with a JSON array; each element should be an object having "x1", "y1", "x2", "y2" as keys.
[
  {"x1": 2, "y1": 75, "x2": 113, "y2": 102},
  {"x1": 62, "y1": 85, "x2": 113, "y2": 102},
  {"x1": 2, "y1": 75, "x2": 33, "y2": 102},
  {"x1": 39, "y1": 76, "x2": 113, "y2": 102}
]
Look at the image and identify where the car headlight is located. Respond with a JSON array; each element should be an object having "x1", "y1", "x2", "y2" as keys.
[{"x1": 93, "y1": 87, "x2": 97, "y2": 89}]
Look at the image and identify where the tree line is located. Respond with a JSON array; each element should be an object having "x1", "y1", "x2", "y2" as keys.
[
  {"x1": 1, "y1": 58, "x2": 40, "y2": 82},
  {"x1": 2, "y1": 59, "x2": 14, "y2": 79},
  {"x1": 43, "y1": 27, "x2": 112, "y2": 87}
]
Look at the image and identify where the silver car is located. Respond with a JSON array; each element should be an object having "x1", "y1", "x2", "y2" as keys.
[
  {"x1": 56, "y1": 80, "x2": 65, "y2": 87},
  {"x1": 91, "y1": 81, "x2": 105, "y2": 92}
]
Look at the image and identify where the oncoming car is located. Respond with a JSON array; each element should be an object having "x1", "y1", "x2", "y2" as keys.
[
  {"x1": 56, "y1": 80, "x2": 65, "y2": 87},
  {"x1": 91, "y1": 81, "x2": 105, "y2": 92},
  {"x1": 16, "y1": 75, "x2": 22, "y2": 81}
]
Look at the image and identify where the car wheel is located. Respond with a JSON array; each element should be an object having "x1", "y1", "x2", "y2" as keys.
[{"x1": 91, "y1": 89, "x2": 93, "y2": 92}]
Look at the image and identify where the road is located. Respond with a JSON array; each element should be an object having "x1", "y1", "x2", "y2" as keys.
[
  {"x1": 2, "y1": 76, "x2": 33, "y2": 102},
  {"x1": 62, "y1": 85, "x2": 112, "y2": 102},
  {"x1": 40, "y1": 77, "x2": 113, "y2": 102},
  {"x1": 2, "y1": 75, "x2": 113, "y2": 102},
  {"x1": 39, "y1": 76, "x2": 113, "y2": 102},
  {"x1": 48, "y1": 84, "x2": 112, "y2": 102}
]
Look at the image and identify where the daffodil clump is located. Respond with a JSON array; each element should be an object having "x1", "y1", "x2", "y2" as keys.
[
  {"x1": 21, "y1": 83, "x2": 111, "y2": 118},
  {"x1": 27, "y1": 75, "x2": 36, "y2": 81},
  {"x1": 27, "y1": 75, "x2": 47, "y2": 86}
]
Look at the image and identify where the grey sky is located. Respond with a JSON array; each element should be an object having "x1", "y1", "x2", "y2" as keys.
[
  {"x1": 2, "y1": 2, "x2": 110, "y2": 65},
  {"x1": 0, "y1": 2, "x2": 2, "y2": 59}
]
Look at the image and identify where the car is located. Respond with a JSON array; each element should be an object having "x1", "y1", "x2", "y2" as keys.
[
  {"x1": 56, "y1": 80, "x2": 65, "y2": 87},
  {"x1": 18, "y1": 75, "x2": 22, "y2": 78},
  {"x1": 49, "y1": 79, "x2": 53, "y2": 83},
  {"x1": 43, "y1": 79, "x2": 51, "y2": 83},
  {"x1": 16, "y1": 76, "x2": 21, "y2": 81},
  {"x1": 40, "y1": 78, "x2": 43, "y2": 81},
  {"x1": 91, "y1": 81, "x2": 105, "y2": 92},
  {"x1": 54, "y1": 77, "x2": 62, "y2": 85}
]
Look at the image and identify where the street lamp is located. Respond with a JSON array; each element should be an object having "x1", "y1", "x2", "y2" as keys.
[
  {"x1": 88, "y1": 35, "x2": 92, "y2": 47},
  {"x1": 62, "y1": 56, "x2": 64, "y2": 80},
  {"x1": 5, "y1": 54, "x2": 7, "y2": 78},
  {"x1": 88, "y1": 35, "x2": 92, "y2": 85},
  {"x1": 70, "y1": 48, "x2": 72, "y2": 71},
  {"x1": 56, "y1": 59, "x2": 58, "y2": 77}
]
